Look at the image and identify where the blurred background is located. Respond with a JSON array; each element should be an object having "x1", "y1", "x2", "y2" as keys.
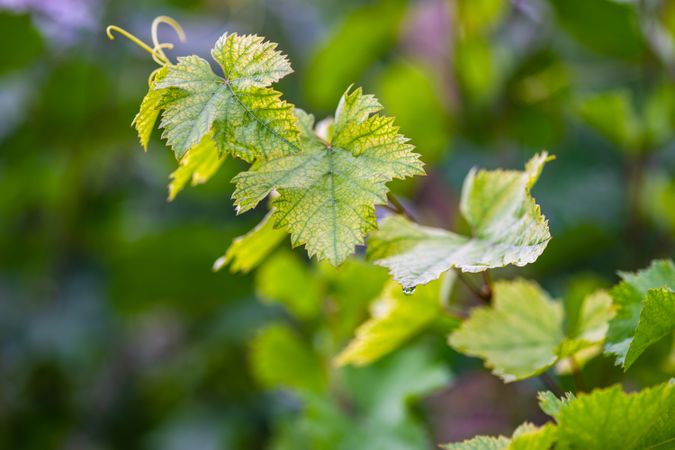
[{"x1": 0, "y1": 0, "x2": 674, "y2": 448}]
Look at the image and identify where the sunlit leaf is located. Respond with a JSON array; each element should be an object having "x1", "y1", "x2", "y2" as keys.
[
  {"x1": 233, "y1": 89, "x2": 423, "y2": 265},
  {"x1": 449, "y1": 279, "x2": 563, "y2": 382},
  {"x1": 336, "y1": 277, "x2": 447, "y2": 366},
  {"x1": 154, "y1": 33, "x2": 299, "y2": 161},
  {"x1": 167, "y1": 133, "x2": 225, "y2": 200},
  {"x1": 368, "y1": 153, "x2": 551, "y2": 289},
  {"x1": 556, "y1": 383, "x2": 675, "y2": 449}
]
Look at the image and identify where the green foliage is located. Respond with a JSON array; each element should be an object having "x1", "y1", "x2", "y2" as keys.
[
  {"x1": 154, "y1": 35, "x2": 298, "y2": 160},
  {"x1": 336, "y1": 276, "x2": 449, "y2": 366},
  {"x1": 445, "y1": 382, "x2": 675, "y2": 449},
  {"x1": 233, "y1": 91, "x2": 423, "y2": 265},
  {"x1": 605, "y1": 259, "x2": 675, "y2": 369},
  {"x1": 367, "y1": 153, "x2": 551, "y2": 289},
  {"x1": 130, "y1": 30, "x2": 423, "y2": 265},
  {"x1": 449, "y1": 279, "x2": 563, "y2": 382},
  {"x1": 449, "y1": 279, "x2": 613, "y2": 382},
  {"x1": 100, "y1": 11, "x2": 675, "y2": 450},
  {"x1": 167, "y1": 133, "x2": 225, "y2": 200},
  {"x1": 555, "y1": 383, "x2": 675, "y2": 449}
]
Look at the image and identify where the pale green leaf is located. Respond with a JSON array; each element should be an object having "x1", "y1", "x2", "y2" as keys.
[
  {"x1": 336, "y1": 277, "x2": 445, "y2": 366},
  {"x1": 368, "y1": 153, "x2": 551, "y2": 289},
  {"x1": 212, "y1": 210, "x2": 286, "y2": 273},
  {"x1": 605, "y1": 259, "x2": 675, "y2": 369},
  {"x1": 133, "y1": 66, "x2": 168, "y2": 150},
  {"x1": 153, "y1": 33, "x2": 299, "y2": 161},
  {"x1": 556, "y1": 383, "x2": 675, "y2": 450},
  {"x1": 449, "y1": 279, "x2": 564, "y2": 382},
  {"x1": 233, "y1": 88, "x2": 423, "y2": 265},
  {"x1": 249, "y1": 323, "x2": 325, "y2": 393},
  {"x1": 167, "y1": 133, "x2": 225, "y2": 201},
  {"x1": 255, "y1": 251, "x2": 322, "y2": 320}
]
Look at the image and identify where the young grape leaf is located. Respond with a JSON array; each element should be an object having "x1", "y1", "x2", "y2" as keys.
[
  {"x1": 133, "y1": 66, "x2": 168, "y2": 150},
  {"x1": 367, "y1": 153, "x2": 552, "y2": 289},
  {"x1": 449, "y1": 279, "x2": 564, "y2": 382},
  {"x1": 556, "y1": 383, "x2": 675, "y2": 450},
  {"x1": 605, "y1": 259, "x2": 675, "y2": 369},
  {"x1": 249, "y1": 323, "x2": 326, "y2": 393},
  {"x1": 154, "y1": 33, "x2": 299, "y2": 161},
  {"x1": 232, "y1": 89, "x2": 424, "y2": 265},
  {"x1": 336, "y1": 277, "x2": 446, "y2": 366},
  {"x1": 167, "y1": 133, "x2": 225, "y2": 200},
  {"x1": 212, "y1": 210, "x2": 286, "y2": 273}
]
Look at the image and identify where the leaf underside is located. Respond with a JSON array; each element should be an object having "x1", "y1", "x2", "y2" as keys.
[{"x1": 367, "y1": 153, "x2": 552, "y2": 289}]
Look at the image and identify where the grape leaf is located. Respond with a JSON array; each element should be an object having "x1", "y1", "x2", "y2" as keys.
[
  {"x1": 367, "y1": 153, "x2": 551, "y2": 289},
  {"x1": 449, "y1": 279, "x2": 564, "y2": 382},
  {"x1": 605, "y1": 259, "x2": 675, "y2": 369},
  {"x1": 249, "y1": 323, "x2": 326, "y2": 393},
  {"x1": 336, "y1": 277, "x2": 446, "y2": 366},
  {"x1": 212, "y1": 210, "x2": 286, "y2": 273},
  {"x1": 133, "y1": 66, "x2": 168, "y2": 150},
  {"x1": 232, "y1": 89, "x2": 424, "y2": 265},
  {"x1": 556, "y1": 383, "x2": 675, "y2": 450},
  {"x1": 154, "y1": 33, "x2": 299, "y2": 161},
  {"x1": 167, "y1": 133, "x2": 225, "y2": 200}
]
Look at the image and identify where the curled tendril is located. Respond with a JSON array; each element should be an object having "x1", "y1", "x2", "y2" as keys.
[
  {"x1": 151, "y1": 42, "x2": 175, "y2": 65},
  {"x1": 151, "y1": 16, "x2": 186, "y2": 64},
  {"x1": 106, "y1": 16, "x2": 186, "y2": 68}
]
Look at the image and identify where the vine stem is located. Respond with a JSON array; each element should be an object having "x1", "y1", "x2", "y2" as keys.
[
  {"x1": 386, "y1": 193, "x2": 416, "y2": 222},
  {"x1": 481, "y1": 270, "x2": 493, "y2": 302},
  {"x1": 456, "y1": 271, "x2": 490, "y2": 303}
]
